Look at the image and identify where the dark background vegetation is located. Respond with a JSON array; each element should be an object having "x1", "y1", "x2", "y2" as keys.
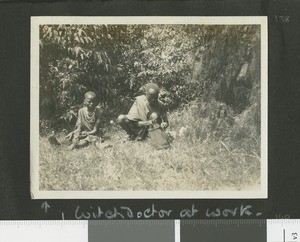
[
  {"x1": 1, "y1": 0, "x2": 300, "y2": 219},
  {"x1": 39, "y1": 24, "x2": 260, "y2": 135},
  {"x1": 38, "y1": 24, "x2": 262, "y2": 192}
]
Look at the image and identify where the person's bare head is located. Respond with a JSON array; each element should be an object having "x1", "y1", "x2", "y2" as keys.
[
  {"x1": 84, "y1": 91, "x2": 97, "y2": 111},
  {"x1": 146, "y1": 83, "x2": 159, "y2": 105}
]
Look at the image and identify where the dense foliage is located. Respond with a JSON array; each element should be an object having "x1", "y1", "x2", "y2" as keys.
[
  {"x1": 39, "y1": 24, "x2": 262, "y2": 191},
  {"x1": 40, "y1": 24, "x2": 261, "y2": 132}
]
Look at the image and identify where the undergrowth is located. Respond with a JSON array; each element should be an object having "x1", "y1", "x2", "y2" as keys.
[{"x1": 39, "y1": 101, "x2": 261, "y2": 191}]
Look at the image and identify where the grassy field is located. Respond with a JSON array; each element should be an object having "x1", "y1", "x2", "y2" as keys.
[{"x1": 39, "y1": 105, "x2": 261, "y2": 191}]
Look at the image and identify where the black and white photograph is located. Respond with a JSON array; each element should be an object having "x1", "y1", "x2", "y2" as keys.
[{"x1": 31, "y1": 17, "x2": 267, "y2": 199}]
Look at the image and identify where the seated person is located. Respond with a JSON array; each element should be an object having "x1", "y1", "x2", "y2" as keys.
[
  {"x1": 116, "y1": 83, "x2": 169, "y2": 141},
  {"x1": 67, "y1": 91, "x2": 103, "y2": 149},
  {"x1": 48, "y1": 91, "x2": 104, "y2": 149}
]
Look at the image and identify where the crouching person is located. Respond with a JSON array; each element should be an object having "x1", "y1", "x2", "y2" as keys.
[{"x1": 116, "y1": 83, "x2": 171, "y2": 149}]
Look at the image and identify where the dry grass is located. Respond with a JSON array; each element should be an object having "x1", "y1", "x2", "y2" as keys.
[{"x1": 39, "y1": 103, "x2": 261, "y2": 191}]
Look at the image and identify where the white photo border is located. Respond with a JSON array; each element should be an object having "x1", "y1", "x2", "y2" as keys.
[{"x1": 31, "y1": 16, "x2": 268, "y2": 199}]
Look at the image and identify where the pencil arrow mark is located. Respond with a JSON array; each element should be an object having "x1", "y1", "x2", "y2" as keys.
[{"x1": 41, "y1": 201, "x2": 50, "y2": 213}]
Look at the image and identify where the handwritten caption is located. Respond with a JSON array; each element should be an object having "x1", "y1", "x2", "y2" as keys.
[{"x1": 40, "y1": 202, "x2": 263, "y2": 220}]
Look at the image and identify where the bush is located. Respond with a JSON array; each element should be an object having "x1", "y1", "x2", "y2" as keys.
[
  {"x1": 39, "y1": 24, "x2": 261, "y2": 134},
  {"x1": 168, "y1": 100, "x2": 260, "y2": 157},
  {"x1": 169, "y1": 100, "x2": 232, "y2": 141}
]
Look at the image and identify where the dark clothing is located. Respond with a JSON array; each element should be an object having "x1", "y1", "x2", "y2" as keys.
[
  {"x1": 72, "y1": 106, "x2": 103, "y2": 144},
  {"x1": 76, "y1": 106, "x2": 102, "y2": 132}
]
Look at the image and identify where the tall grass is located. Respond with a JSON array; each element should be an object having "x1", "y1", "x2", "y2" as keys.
[{"x1": 39, "y1": 101, "x2": 261, "y2": 191}]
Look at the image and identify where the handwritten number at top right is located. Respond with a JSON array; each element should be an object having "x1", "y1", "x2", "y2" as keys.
[{"x1": 275, "y1": 15, "x2": 290, "y2": 23}]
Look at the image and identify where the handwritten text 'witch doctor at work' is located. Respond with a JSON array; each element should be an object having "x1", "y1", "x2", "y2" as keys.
[{"x1": 74, "y1": 204, "x2": 262, "y2": 219}]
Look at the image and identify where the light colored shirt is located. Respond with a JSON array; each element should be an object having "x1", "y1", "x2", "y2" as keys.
[{"x1": 127, "y1": 95, "x2": 166, "y2": 123}]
